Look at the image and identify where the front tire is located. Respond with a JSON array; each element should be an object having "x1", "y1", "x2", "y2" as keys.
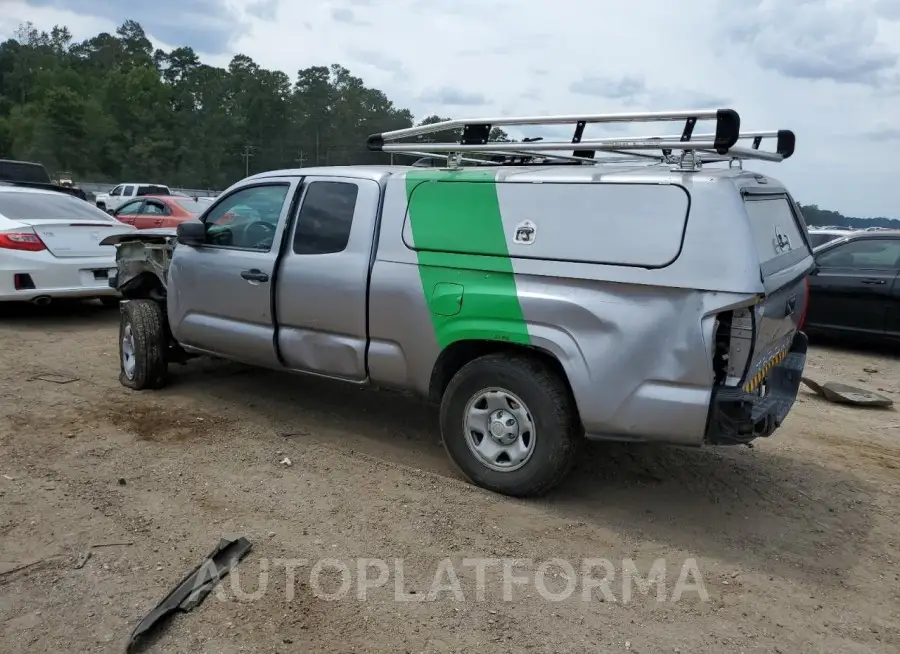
[
  {"x1": 439, "y1": 353, "x2": 580, "y2": 497},
  {"x1": 119, "y1": 299, "x2": 168, "y2": 390}
]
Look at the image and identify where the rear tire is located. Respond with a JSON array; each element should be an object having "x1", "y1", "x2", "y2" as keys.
[
  {"x1": 439, "y1": 353, "x2": 580, "y2": 497},
  {"x1": 119, "y1": 299, "x2": 168, "y2": 390}
]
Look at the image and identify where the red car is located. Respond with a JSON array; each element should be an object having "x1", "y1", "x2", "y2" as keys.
[{"x1": 111, "y1": 195, "x2": 212, "y2": 229}]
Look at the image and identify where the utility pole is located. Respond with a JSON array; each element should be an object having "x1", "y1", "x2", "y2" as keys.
[
  {"x1": 240, "y1": 144, "x2": 255, "y2": 177},
  {"x1": 294, "y1": 150, "x2": 307, "y2": 167}
]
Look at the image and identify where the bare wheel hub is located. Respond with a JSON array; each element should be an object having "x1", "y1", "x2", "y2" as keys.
[{"x1": 488, "y1": 409, "x2": 519, "y2": 445}]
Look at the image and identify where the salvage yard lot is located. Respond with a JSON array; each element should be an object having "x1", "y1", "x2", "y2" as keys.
[{"x1": 1, "y1": 302, "x2": 899, "y2": 653}]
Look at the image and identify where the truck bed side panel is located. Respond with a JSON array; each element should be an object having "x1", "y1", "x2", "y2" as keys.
[{"x1": 368, "y1": 178, "x2": 442, "y2": 394}]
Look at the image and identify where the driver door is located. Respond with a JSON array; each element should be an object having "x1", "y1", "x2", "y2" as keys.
[{"x1": 167, "y1": 179, "x2": 300, "y2": 367}]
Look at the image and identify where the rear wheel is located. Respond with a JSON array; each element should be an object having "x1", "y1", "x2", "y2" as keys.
[
  {"x1": 439, "y1": 353, "x2": 580, "y2": 497},
  {"x1": 119, "y1": 299, "x2": 168, "y2": 390}
]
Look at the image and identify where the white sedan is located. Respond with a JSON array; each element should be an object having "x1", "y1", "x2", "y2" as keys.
[{"x1": 0, "y1": 185, "x2": 135, "y2": 304}]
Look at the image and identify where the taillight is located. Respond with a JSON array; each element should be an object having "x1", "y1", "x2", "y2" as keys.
[
  {"x1": 797, "y1": 276, "x2": 810, "y2": 330},
  {"x1": 0, "y1": 232, "x2": 46, "y2": 251}
]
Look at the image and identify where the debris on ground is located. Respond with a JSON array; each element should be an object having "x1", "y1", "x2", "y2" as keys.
[
  {"x1": 280, "y1": 457, "x2": 292, "y2": 466},
  {"x1": 73, "y1": 540, "x2": 133, "y2": 570},
  {"x1": 0, "y1": 556, "x2": 61, "y2": 577},
  {"x1": 30, "y1": 372, "x2": 80, "y2": 384},
  {"x1": 801, "y1": 377, "x2": 894, "y2": 408},
  {"x1": 125, "y1": 537, "x2": 252, "y2": 653},
  {"x1": 74, "y1": 550, "x2": 92, "y2": 569},
  {"x1": 92, "y1": 541, "x2": 134, "y2": 548}
]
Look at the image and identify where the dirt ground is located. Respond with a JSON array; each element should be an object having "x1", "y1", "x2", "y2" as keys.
[{"x1": 1, "y1": 301, "x2": 898, "y2": 654}]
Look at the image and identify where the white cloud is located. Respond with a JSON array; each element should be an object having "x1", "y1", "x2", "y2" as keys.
[
  {"x1": 3, "y1": 0, "x2": 900, "y2": 217},
  {"x1": 0, "y1": 3, "x2": 182, "y2": 58}
]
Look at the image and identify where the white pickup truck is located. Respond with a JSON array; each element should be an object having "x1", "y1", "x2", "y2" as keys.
[{"x1": 95, "y1": 183, "x2": 171, "y2": 213}]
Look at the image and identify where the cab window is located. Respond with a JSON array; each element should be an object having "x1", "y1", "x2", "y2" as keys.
[
  {"x1": 292, "y1": 181, "x2": 359, "y2": 255},
  {"x1": 202, "y1": 184, "x2": 290, "y2": 251}
]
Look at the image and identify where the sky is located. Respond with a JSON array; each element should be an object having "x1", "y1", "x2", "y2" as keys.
[{"x1": 2, "y1": 0, "x2": 899, "y2": 218}]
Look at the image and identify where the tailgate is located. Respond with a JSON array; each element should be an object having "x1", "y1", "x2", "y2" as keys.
[
  {"x1": 26, "y1": 221, "x2": 134, "y2": 258},
  {"x1": 738, "y1": 191, "x2": 814, "y2": 390}
]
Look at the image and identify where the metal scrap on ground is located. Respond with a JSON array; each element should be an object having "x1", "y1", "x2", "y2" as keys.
[
  {"x1": 801, "y1": 377, "x2": 894, "y2": 408},
  {"x1": 125, "y1": 536, "x2": 252, "y2": 653},
  {"x1": 30, "y1": 373, "x2": 80, "y2": 384}
]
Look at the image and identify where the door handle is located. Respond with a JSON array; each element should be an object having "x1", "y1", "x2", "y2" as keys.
[
  {"x1": 861, "y1": 278, "x2": 886, "y2": 285},
  {"x1": 240, "y1": 269, "x2": 269, "y2": 283}
]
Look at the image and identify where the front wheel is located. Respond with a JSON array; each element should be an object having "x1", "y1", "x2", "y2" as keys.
[
  {"x1": 439, "y1": 353, "x2": 581, "y2": 497},
  {"x1": 119, "y1": 299, "x2": 168, "y2": 390}
]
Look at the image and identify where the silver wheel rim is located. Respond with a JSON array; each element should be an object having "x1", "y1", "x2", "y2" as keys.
[
  {"x1": 463, "y1": 387, "x2": 536, "y2": 473},
  {"x1": 122, "y1": 322, "x2": 136, "y2": 380}
]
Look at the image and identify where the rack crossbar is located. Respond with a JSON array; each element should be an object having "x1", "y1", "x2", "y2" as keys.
[{"x1": 368, "y1": 108, "x2": 741, "y2": 155}]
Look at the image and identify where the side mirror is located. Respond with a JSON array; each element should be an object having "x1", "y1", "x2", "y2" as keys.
[{"x1": 176, "y1": 219, "x2": 206, "y2": 247}]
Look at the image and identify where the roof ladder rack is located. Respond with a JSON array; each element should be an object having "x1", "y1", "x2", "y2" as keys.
[{"x1": 366, "y1": 108, "x2": 795, "y2": 169}]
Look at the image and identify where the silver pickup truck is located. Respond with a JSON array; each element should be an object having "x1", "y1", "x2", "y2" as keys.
[{"x1": 103, "y1": 108, "x2": 813, "y2": 497}]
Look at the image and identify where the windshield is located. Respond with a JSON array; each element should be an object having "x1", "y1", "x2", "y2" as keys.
[
  {"x1": 173, "y1": 198, "x2": 208, "y2": 214},
  {"x1": 0, "y1": 190, "x2": 116, "y2": 222},
  {"x1": 808, "y1": 232, "x2": 844, "y2": 248},
  {"x1": 0, "y1": 160, "x2": 51, "y2": 184}
]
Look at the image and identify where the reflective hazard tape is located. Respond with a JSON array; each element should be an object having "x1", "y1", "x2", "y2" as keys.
[{"x1": 743, "y1": 349, "x2": 788, "y2": 392}]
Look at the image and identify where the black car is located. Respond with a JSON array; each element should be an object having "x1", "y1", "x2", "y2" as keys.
[{"x1": 805, "y1": 230, "x2": 900, "y2": 340}]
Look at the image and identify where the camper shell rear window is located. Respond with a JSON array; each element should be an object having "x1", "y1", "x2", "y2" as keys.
[{"x1": 742, "y1": 189, "x2": 813, "y2": 276}]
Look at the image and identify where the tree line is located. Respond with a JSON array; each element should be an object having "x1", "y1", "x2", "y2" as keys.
[
  {"x1": 0, "y1": 20, "x2": 894, "y2": 225},
  {"x1": 0, "y1": 20, "x2": 509, "y2": 190}
]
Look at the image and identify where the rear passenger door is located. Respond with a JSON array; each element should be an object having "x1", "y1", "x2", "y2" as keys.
[
  {"x1": 275, "y1": 176, "x2": 381, "y2": 381},
  {"x1": 807, "y1": 238, "x2": 900, "y2": 335},
  {"x1": 134, "y1": 198, "x2": 169, "y2": 229}
]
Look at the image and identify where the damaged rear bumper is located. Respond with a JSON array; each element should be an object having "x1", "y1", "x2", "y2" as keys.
[{"x1": 705, "y1": 331, "x2": 808, "y2": 445}]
